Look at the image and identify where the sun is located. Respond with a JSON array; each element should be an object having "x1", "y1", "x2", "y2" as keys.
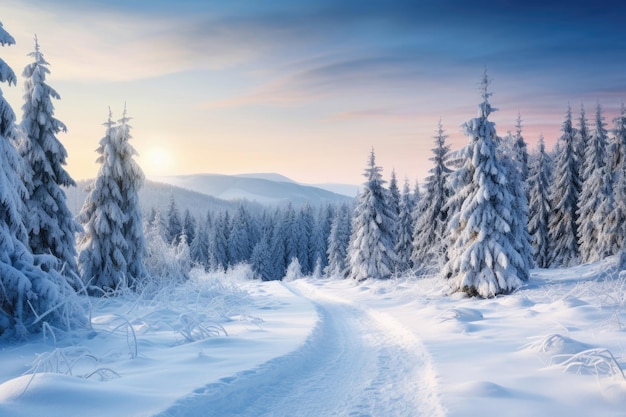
[{"x1": 142, "y1": 147, "x2": 172, "y2": 175}]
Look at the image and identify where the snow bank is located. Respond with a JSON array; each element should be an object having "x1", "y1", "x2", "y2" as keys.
[{"x1": 0, "y1": 270, "x2": 317, "y2": 417}]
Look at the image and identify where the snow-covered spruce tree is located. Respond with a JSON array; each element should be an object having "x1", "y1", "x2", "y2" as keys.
[
  {"x1": 575, "y1": 103, "x2": 589, "y2": 194},
  {"x1": 388, "y1": 169, "x2": 401, "y2": 217},
  {"x1": 166, "y1": 197, "x2": 182, "y2": 245},
  {"x1": 442, "y1": 72, "x2": 528, "y2": 297},
  {"x1": 282, "y1": 203, "x2": 299, "y2": 269},
  {"x1": 228, "y1": 204, "x2": 255, "y2": 265},
  {"x1": 115, "y1": 109, "x2": 146, "y2": 283},
  {"x1": 412, "y1": 119, "x2": 452, "y2": 272},
  {"x1": 251, "y1": 231, "x2": 274, "y2": 280},
  {"x1": 324, "y1": 203, "x2": 352, "y2": 278},
  {"x1": 394, "y1": 178, "x2": 414, "y2": 272},
  {"x1": 498, "y1": 126, "x2": 533, "y2": 273},
  {"x1": 17, "y1": 36, "x2": 82, "y2": 287},
  {"x1": 611, "y1": 103, "x2": 626, "y2": 250},
  {"x1": 548, "y1": 105, "x2": 581, "y2": 267},
  {"x1": 295, "y1": 203, "x2": 315, "y2": 275},
  {"x1": 512, "y1": 113, "x2": 529, "y2": 184},
  {"x1": 190, "y1": 216, "x2": 210, "y2": 270},
  {"x1": 269, "y1": 207, "x2": 289, "y2": 278},
  {"x1": 78, "y1": 109, "x2": 146, "y2": 293},
  {"x1": 0, "y1": 23, "x2": 84, "y2": 337},
  {"x1": 412, "y1": 179, "x2": 422, "y2": 209},
  {"x1": 250, "y1": 212, "x2": 275, "y2": 280},
  {"x1": 528, "y1": 135, "x2": 552, "y2": 268},
  {"x1": 577, "y1": 103, "x2": 613, "y2": 262},
  {"x1": 208, "y1": 211, "x2": 229, "y2": 271},
  {"x1": 182, "y1": 209, "x2": 196, "y2": 244},
  {"x1": 310, "y1": 204, "x2": 333, "y2": 273},
  {"x1": 346, "y1": 148, "x2": 398, "y2": 281}
]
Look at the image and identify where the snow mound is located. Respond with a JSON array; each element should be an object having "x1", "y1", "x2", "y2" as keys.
[
  {"x1": 554, "y1": 296, "x2": 589, "y2": 308},
  {"x1": 452, "y1": 380, "x2": 511, "y2": 397},
  {"x1": 439, "y1": 307, "x2": 484, "y2": 322},
  {"x1": 523, "y1": 333, "x2": 593, "y2": 359},
  {"x1": 498, "y1": 294, "x2": 535, "y2": 308}
]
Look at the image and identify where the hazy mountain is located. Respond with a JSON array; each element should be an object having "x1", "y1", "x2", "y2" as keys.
[
  {"x1": 149, "y1": 173, "x2": 353, "y2": 206},
  {"x1": 233, "y1": 173, "x2": 296, "y2": 183},
  {"x1": 65, "y1": 179, "x2": 254, "y2": 219}
]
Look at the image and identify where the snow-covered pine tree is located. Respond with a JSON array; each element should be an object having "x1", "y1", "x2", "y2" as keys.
[
  {"x1": 611, "y1": 103, "x2": 626, "y2": 250},
  {"x1": 498, "y1": 125, "x2": 533, "y2": 274},
  {"x1": 115, "y1": 109, "x2": 146, "y2": 283},
  {"x1": 576, "y1": 103, "x2": 613, "y2": 262},
  {"x1": 296, "y1": 203, "x2": 315, "y2": 275},
  {"x1": 17, "y1": 36, "x2": 82, "y2": 287},
  {"x1": 251, "y1": 231, "x2": 274, "y2": 280},
  {"x1": 228, "y1": 204, "x2": 254, "y2": 265},
  {"x1": 394, "y1": 178, "x2": 414, "y2": 273},
  {"x1": 282, "y1": 203, "x2": 299, "y2": 269},
  {"x1": 442, "y1": 71, "x2": 528, "y2": 297},
  {"x1": 190, "y1": 216, "x2": 210, "y2": 270},
  {"x1": 346, "y1": 148, "x2": 398, "y2": 281},
  {"x1": 208, "y1": 211, "x2": 229, "y2": 271},
  {"x1": 166, "y1": 197, "x2": 182, "y2": 245},
  {"x1": 0, "y1": 23, "x2": 84, "y2": 337},
  {"x1": 77, "y1": 112, "x2": 128, "y2": 294},
  {"x1": 548, "y1": 105, "x2": 581, "y2": 267},
  {"x1": 324, "y1": 203, "x2": 352, "y2": 278},
  {"x1": 527, "y1": 135, "x2": 552, "y2": 268},
  {"x1": 512, "y1": 113, "x2": 530, "y2": 184},
  {"x1": 388, "y1": 169, "x2": 401, "y2": 217},
  {"x1": 412, "y1": 179, "x2": 422, "y2": 208},
  {"x1": 182, "y1": 209, "x2": 196, "y2": 244},
  {"x1": 250, "y1": 211, "x2": 274, "y2": 280},
  {"x1": 310, "y1": 204, "x2": 334, "y2": 273},
  {"x1": 412, "y1": 119, "x2": 452, "y2": 272},
  {"x1": 269, "y1": 207, "x2": 289, "y2": 278},
  {"x1": 575, "y1": 103, "x2": 589, "y2": 195},
  {"x1": 78, "y1": 109, "x2": 146, "y2": 293}
]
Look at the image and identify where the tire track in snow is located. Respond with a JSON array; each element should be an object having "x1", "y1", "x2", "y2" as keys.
[{"x1": 154, "y1": 280, "x2": 445, "y2": 417}]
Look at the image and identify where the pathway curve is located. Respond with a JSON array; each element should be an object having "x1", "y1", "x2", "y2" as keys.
[{"x1": 155, "y1": 280, "x2": 445, "y2": 417}]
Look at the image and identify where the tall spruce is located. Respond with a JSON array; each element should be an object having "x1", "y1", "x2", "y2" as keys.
[
  {"x1": 394, "y1": 178, "x2": 415, "y2": 272},
  {"x1": 388, "y1": 169, "x2": 401, "y2": 217},
  {"x1": 577, "y1": 103, "x2": 613, "y2": 262},
  {"x1": 78, "y1": 109, "x2": 145, "y2": 293},
  {"x1": 512, "y1": 113, "x2": 529, "y2": 185},
  {"x1": 17, "y1": 36, "x2": 81, "y2": 286},
  {"x1": 0, "y1": 23, "x2": 83, "y2": 337},
  {"x1": 548, "y1": 105, "x2": 581, "y2": 267},
  {"x1": 575, "y1": 103, "x2": 590, "y2": 193},
  {"x1": 115, "y1": 109, "x2": 146, "y2": 282},
  {"x1": 443, "y1": 71, "x2": 528, "y2": 297},
  {"x1": 346, "y1": 149, "x2": 398, "y2": 281},
  {"x1": 166, "y1": 197, "x2": 182, "y2": 245},
  {"x1": 324, "y1": 203, "x2": 352, "y2": 278},
  {"x1": 528, "y1": 135, "x2": 552, "y2": 268},
  {"x1": 611, "y1": 103, "x2": 626, "y2": 250},
  {"x1": 412, "y1": 119, "x2": 452, "y2": 271}
]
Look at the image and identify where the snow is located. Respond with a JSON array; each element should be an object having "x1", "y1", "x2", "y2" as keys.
[{"x1": 1, "y1": 259, "x2": 626, "y2": 416}]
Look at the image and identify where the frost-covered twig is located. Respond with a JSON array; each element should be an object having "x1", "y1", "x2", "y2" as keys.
[{"x1": 553, "y1": 348, "x2": 625, "y2": 380}]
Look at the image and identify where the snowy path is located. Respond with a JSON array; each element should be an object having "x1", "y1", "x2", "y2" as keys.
[{"x1": 155, "y1": 280, "x2": 444, "y2": 417}]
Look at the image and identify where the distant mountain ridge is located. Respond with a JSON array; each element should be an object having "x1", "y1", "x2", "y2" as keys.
[
  {"x1": 149, "y1": 173, "x2": 355, "y2": 207},
  {"x1": 65, "y1": 179, "x2": 254, "y2": 218}
]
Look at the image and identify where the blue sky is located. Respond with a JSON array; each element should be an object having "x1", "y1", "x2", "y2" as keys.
[{"x1": 2, "y1": 0, "x2": 626, "y2": 185}]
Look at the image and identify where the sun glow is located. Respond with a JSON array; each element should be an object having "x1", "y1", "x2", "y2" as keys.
[{"x1": 142, "y1": 147, "x2": 172, "y2": 175}]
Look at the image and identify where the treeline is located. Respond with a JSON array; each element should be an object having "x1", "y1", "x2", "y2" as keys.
[
  {"x1": 144, "y1": 198, "x2": 355, "y2": 282},
  {"x1": 340, "y1": 73, "x2": 626, "y2": 297}
]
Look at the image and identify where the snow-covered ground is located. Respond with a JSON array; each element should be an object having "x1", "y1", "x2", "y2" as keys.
[{"x1": 1, "y1": 259, "x2": 625, "y2": 416}]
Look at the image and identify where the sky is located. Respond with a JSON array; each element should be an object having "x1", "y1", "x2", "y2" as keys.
[{"x1": 1, "y1": 0, "x2": 626, "y2": 186}]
